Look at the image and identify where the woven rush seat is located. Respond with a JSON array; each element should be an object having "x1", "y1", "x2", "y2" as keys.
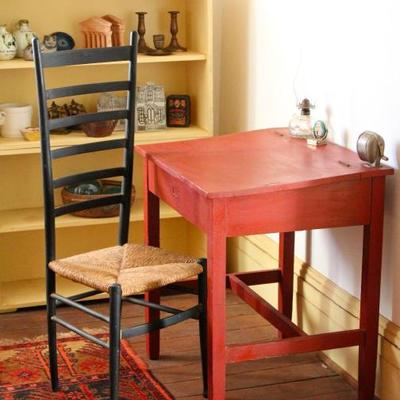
[{"x1": 49, "y1": 243, "x2": 202, "y2": 296}]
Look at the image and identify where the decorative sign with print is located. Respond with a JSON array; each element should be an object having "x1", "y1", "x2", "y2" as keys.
[{"x1": 136, "y1": 82, "x2": 166, "y2": 131}]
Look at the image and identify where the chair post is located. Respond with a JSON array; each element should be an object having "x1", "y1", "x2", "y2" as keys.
[
  {"x1": 198, "y1": 258, "x2": 208, "y2": 398},
  {"x1": 47, "y1": 267, "x2": 59, "y2": 391},
  {"x1": 109, "y1": 284, "x2": 122, "y2": 400}
]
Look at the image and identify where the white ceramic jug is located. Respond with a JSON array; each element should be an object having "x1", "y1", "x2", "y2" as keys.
[
  {"x1": 14, "y1": 19, "x2": 35, "y2": 58},
  {"x1": 0, "y1": 103, "x2": 32, "y2": 138}
]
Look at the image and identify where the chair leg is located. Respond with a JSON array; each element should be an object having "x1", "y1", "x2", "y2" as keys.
[
  {"x1": 47, "y1": 269, "x2": 59, "y2": 391},
  {"x1": 198, "y1": 261, "x2": 208, "y2": 398},
  {"x1": 109, "y1": 284, "x2": 122, "y2": 400}
]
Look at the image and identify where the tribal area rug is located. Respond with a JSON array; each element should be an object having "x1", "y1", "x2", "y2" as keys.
[{"x1": 0, "y1": 335, "x2": 173, "y2": 399}]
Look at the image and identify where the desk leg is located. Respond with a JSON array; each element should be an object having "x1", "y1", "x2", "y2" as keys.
[
  {"x1": 358, "y1": 177, "x2": 385, "y2": 400},
  {"x1": 278, "y1": 232, "x2": 295, "y2": 338},
  {"x1": 144, "y1": 163, "x2": 161, "y2": 360},
  {"x1": 207, "y1": 214, "x2": 227, "y2": 399}
]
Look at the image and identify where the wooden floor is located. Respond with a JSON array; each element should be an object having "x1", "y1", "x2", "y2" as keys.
[{"x1": 0, "y1": 290, "x2": 358, "y2": 400}]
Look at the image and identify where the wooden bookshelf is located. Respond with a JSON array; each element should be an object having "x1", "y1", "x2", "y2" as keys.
[{"x1": 0, "y1": 0, "x2": 213, "y2": 311}]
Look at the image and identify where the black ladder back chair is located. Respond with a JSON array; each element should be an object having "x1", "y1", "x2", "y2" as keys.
[{"x1": 32, "y1": 32, "x2": 207, "y2": 400}]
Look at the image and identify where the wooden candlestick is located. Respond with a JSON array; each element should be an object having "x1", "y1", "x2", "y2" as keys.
[
  {"x1": 164, "y1": 11, "x2": 186, "y2": 52},
  {"x1": 136, "y1": 12, "x2": 154, "y2": 53}
]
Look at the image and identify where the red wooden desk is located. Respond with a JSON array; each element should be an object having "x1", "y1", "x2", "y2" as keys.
[{"x1": 136, "y1": 128, "x2": 393, "y2": 400}]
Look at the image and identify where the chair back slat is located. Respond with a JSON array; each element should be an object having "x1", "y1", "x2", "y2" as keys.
[
  {"x1": 47, "y1": 81, "x2": 130, "y2": 100},
  {"x1": 41, "y1": 46, "x2": 132, "y2": 68},
  {"x1": 32, "y1": 32, "x2": 138, "y2": 264},
  {"x1": 53, "y1": 167, "x2": 126, "y2": 189},
  {"x1": 54, "y1": 195, "x2": 124, "y2": 217},
  {"x1": 51, "y1": 139, "x2": 127, "y2": 160},
  {"x1": 48, "y1": 110, "x2": 128, "y2": 131}
]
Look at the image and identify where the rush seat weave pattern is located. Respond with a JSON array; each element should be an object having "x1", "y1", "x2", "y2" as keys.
[{"x1": 49, "y1": 243, "x2": 202, "y2": 296}]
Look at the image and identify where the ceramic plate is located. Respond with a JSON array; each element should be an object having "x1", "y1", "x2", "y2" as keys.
[{"x1": 51, "y1": 32, "x2": 75, "y2": 51}]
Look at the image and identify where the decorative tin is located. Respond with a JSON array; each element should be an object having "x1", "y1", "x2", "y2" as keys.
[
  {"x1": 136, "y1": 82, "x2": 166, "y2": 131},
  {"x1": 166, "y1": 95, "x2": 191, "y2": 127}
]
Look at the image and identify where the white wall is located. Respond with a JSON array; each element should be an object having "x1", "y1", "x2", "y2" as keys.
[{"x1": 215, "y1": 0, "x2": 400, "y2": 324}]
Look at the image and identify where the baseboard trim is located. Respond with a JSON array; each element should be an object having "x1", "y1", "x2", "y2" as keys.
[{"x1": 228, "y1": 234, "x2": 400, "y2": 400}]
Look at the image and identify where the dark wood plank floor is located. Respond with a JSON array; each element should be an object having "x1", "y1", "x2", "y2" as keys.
[{"x1": 0, "y1": 291, "x2": 357, "y2": 399}]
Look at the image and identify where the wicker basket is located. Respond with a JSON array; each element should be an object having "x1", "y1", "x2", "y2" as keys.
[{"x1": 61, "y1": 180, "x2": 135, "y2": 218}]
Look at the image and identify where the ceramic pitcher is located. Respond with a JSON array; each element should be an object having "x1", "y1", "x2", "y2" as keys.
[
  {"x1": 0, "y1": 25, "x2": 17, "y2": 60},
  {"x1": 0, "y1": 103, "x2": 32, "y2": 138},
  {"x1": 14, "y1": 19, "x2": 35, "y2": 58}
]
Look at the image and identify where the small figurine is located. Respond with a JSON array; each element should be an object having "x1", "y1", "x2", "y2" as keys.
[
  {"x1": 68, "y1": 99, "x2": 86, "y2": 116},
  {"x1": 47, "y1": 100, "x2": 86, "y2": 134},
  {"x1": 42, "y1": 34, "x2": 57, "y2": 53},
  {"x1": 357, "y1": 131, "x2": 388, "y2": 167},
  {"x1": 307, "y1": 120, "x2": 328, "y2": 146}
]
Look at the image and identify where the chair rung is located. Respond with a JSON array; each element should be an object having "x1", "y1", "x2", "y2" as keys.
[
  {"x1": 47, "y1": 81, "x2": 130, "y2": 100},
  {"x1": 53, "y1": 167, "x2": 126, "y2": 189},
  {"x1": 122, "y1": 306, "x2": 199, "y2": 339},
  {"x1": 51, "y1": 316, "x2": 110, "y2": 348},
  {"x1": 52, "y1": 293, "x2": 110, "y2": 323},
  {"x1": 54, "y1": 194, "x2": 123, "y2": 217},
  {"x1": 64, "y1": 290, "x2": 101, "y2": 302},
  {"x1": 122, "y1": 296, "x2": 183, "y2": 314},
  {"x1": 48, "y1": 110, "x2": 128, "y2": 131},
  {"x1": 52, "y1": 139, "x2": 127, "y2": 160},
  {"x1": 41, "y1": 45, "x2": 133, "y2": 68}
]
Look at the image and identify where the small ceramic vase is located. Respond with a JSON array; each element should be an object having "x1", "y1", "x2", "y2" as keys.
[
  {"x1": 0, "y1": 25, "x2": 17, "y2": 60},
  {"x1": 14, "y1": 19, "x2": 36, "y2": 58}
]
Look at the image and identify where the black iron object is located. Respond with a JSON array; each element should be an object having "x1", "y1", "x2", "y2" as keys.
[{"x1": 32, "y1": 32, "x2": 207, "y2": 400}]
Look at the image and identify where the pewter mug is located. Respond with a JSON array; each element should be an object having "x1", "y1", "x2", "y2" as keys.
[{"x1": 357, "y1": 131, "x2": 388, "y2": 168}]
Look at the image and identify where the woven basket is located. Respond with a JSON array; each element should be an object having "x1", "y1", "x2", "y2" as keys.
[{"x1": 61, "y1": 180, "x2": 135, "y2": 218}]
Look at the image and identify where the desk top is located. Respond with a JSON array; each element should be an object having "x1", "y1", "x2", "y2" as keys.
[{"x1": 136, "y1": 128, "x2": 393, "y2": 198}]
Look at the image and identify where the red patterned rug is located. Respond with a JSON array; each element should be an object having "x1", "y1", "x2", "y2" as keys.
[{"x1": 0, "y1": 335, "x2": 173, "y2": 399}]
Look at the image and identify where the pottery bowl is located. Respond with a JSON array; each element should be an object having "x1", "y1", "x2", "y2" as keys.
[{"x1": 81, "y1": 120, "x2": 117, "y2": 137}]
